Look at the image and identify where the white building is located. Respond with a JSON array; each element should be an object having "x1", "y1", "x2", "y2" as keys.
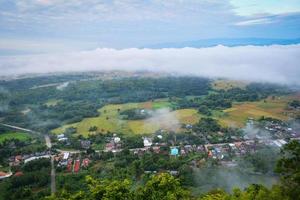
[{"x1": 143, "y1": 137, "x2": 152, "y2": 147}]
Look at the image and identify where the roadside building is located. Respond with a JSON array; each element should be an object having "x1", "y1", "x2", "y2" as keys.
[{"x1": 170, "y1": 147, "x2": 179, "y2": 156}]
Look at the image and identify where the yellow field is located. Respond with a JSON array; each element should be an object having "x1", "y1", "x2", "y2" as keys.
[
  {"x1": 217, "y1": 95, "x2": 298, "y2": 127},
  {"x1": 212, "y1": 79, "x2": 248, "y2": 91},
  {"x1": 52, "y1": 99, "x2": 201, "y2": 137}
]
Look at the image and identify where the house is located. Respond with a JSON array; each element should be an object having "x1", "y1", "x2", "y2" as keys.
[
  {"x1": 82, "y1": 158, "x2": 90, "y2": 168},
  {"x1": 57, "y1": 134, "x2": 65, "y2": 139},
  {"x1": 63, "y1": 152, "x2": 70, "y2": 160},
  {"x1": 73, "y1": 159, "x2": 80, "y2": 173},
  {"x1": 152, "y1": 146, "x2": 160, "y2": 154},
  {"x1": 168, "y1": 170, "x2": 179, "y2": 176},
  {"x1": 105, "y1": 142, "x2": 114, "y2": 151},
  {"x1": 58, "y1": 137, "x2": 68, "y2": 142},
  {"x1": 67, "y1": 159, "x2": 73, "y2": 172},
  {"x1": 14, "y1": 171, "x2": 24, "y2": 177},
  {"x1": 113, "y1": 137, "x2": 121, "y2": 143},
  {"x1": 0, "y1": 171, "x2": 12, "y2": 180},
  {"x1": 143, "y1": 137, "x2": 152, "y2": 147},
  {"x1": 170, "y1": 147, "x2": 179, "y2": 156},
  {"x1": 80, "y1": 140, "x2": 91, "y2": 149}
]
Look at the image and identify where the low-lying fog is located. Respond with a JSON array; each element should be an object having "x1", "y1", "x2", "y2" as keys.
[{"x1": 1, "y1": 45, "x2": 300, "y2": 85}]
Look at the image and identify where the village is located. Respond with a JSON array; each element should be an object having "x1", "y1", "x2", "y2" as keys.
[{"x1": 1, "y1": 118, "x2": 300, "y2": 180}]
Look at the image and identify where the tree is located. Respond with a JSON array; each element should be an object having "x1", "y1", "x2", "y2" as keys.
[
  {"x1": 276, "y1": 140, "x2": 300, "y2": 200},
  {"x1": 135, "y1": 173, "x2": 191, "y2": 200}
]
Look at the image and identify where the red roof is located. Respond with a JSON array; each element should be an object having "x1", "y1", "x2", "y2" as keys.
[
  {"x1": 67, "y1": 159, "x2": 73, "y2": 172},
  {"x1": 74, "y1": 160, "x2": 80, "y2": 173},
  {"x1": 82, "y1": 158, "x2": 90, "y2": 167},
  {"x1": 15, "y1": 155, "x2": 22, "y2": 161},
  {"x1": 0, "y1": 171, "x2": 8, "y2": 176},
  {"x1": 14, "y1": 171, "x2": 24, "y2": 177}
]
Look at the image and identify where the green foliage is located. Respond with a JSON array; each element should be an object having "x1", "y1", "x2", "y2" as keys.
[
  {"x1": 50, "y1": 173, "x2": 190, "y2": 200},
  {"x1": 276, "y1": 140, "x2": 300, "y2": 200},
  {"x1": 199, "y1": 184, "x2": 289, "y2": 200},
  {"x1": 239, "y1": 147, "x2": 279, "y2": 174},
  {"x1": 120, "y1": 108, "x2": 151, "y2": 120},
  {"x1": 193, "y1": 118, "x2": 221, "y2": 133},
  {"x1": 136, "y1": 173, "x2": 191, "y2": 200}
]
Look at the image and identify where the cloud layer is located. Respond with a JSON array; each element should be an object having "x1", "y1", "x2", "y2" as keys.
[{"x1": 1, "y1": 45, "x2": 300, "y2": 85}]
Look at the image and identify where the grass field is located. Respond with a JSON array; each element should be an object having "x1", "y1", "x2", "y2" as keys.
[
  {"x1": 212, "y1": 79, "x2": 248, "y2": 91},
  {"x1": 0, "y1": 132, "x2": 31, "y2": 143},
  {"x1": 216, "y1": 96, "x2": 297, "y2": 127},
  {"x1": 52, "y1": 99, "x2": 201, "y2": 136}
]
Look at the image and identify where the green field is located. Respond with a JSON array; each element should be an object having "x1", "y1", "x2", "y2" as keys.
[
  {"x1": 0, "y1": 132, "x2": 31, "y2": 143},
  {"x1": 52, "y1": 99, "x2": 201, "y2": 136}
]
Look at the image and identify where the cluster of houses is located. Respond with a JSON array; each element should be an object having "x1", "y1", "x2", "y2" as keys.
[
  {"x1": 55, "y1": 152, "x2": 90, "y2": 173},
  {"x1": 105, "y1": 135, "x2": 122, "y2": 152},
  {"x1": 263, "y1": 120, "x2": 299, "y2": 139},
  {"x1": 8, "y1": 151, "x2": 51, "y2": 167},
  {"x1": 205, "y1": 138, "x2": 291, "y2": 162}
]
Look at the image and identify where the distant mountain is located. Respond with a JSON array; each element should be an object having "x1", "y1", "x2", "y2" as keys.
[{"x1": 144, "y1": 38, "x2": 300, "y2": 48}]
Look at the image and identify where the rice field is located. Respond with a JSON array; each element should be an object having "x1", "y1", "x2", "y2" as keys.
[
  {"x1": 52, "y1": 99, "x2": 201, "y2": 137},
  {"x1": 217, "y1": 96, "x2": 297, "y2": 127}
]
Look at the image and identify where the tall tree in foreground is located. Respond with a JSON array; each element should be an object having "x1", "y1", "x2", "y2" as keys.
[{"x1": 276, "y1": 140, "x2": 300, "y2": 200}]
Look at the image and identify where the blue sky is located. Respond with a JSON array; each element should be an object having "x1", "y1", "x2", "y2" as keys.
[{"x1": 0, "y1": 0, "x2": 300, "y2": 53}]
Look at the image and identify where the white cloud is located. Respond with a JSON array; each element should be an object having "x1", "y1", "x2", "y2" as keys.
[
  {"x1": 1, "y1": 45, "x2": 300, "y2": 85},
  {"x1": 235, "y1": 18, "x2": 274, "y2": 26}
]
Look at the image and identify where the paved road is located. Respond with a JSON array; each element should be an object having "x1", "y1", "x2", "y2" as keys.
[
  {"x1": 44, "y1": 135, "x2": 52, "y2": 149},
  {"x1": 50, "y1": 155, "x2": 56, "y2": 194},
  {"x1": 0, "y1": 123, "x2": 56, "y2": 195}
]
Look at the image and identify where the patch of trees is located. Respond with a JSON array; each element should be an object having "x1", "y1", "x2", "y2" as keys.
[
  {"x1": 239, "y1": 147, "x2": 279, "y2": 174},
  {"x1": 22, "y1": 158, "x2": 51, "y2": 172},
  {"x1": 193, "y1": 118, "x2": 222, "y2": 133},
  {"x1": 289, "y1": 100, "x2": 300, "y2": 108},
  {"x1": 120, "y1": 108, "x2": 151, "y2": 120},
  {"x1": 46, "y1": 173, "x2": 191, "y2": 200},
  {"x1": 0, "y1": 158, "x2": 51, "y2": 200}
]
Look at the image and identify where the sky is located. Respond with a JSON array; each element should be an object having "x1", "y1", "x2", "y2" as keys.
[
  {"x1": 0, "y1": 0, "x2": 299, "y2": 52},
  {"x1": 0, "y1": 0, "x2": 299, "y2": 84}
]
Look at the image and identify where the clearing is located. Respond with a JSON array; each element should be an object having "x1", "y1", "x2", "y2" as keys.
[{"x1": 212, "y1": 79, "x2": 248, "y2": 91}]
